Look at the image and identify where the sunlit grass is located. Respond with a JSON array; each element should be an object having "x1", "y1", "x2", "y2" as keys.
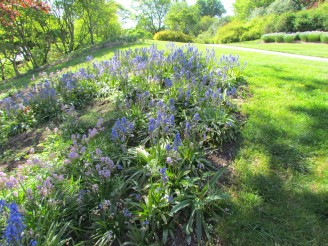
[{"x1": 226, "y1": 39, "x2": 328, "y2": 58}]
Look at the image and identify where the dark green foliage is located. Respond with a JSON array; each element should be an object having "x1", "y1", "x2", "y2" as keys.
[{"x1": 275, "y1": 13, "x2": 296, "y2": 32}]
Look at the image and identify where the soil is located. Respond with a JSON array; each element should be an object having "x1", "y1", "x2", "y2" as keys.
[{"x1": 0, "y1": 127, "x2": 47, "y2": 171}]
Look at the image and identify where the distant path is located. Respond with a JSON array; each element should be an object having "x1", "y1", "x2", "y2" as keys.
[{"x1": 207, "y1": 44, "x2": 328, "y2": 63}]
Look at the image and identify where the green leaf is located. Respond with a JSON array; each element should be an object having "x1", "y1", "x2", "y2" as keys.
[
  {"x1": 196, "y1": 210, "x2": 203, "y2": 243},
  {"x1": 161, "y1": 214, "x2": 168, "y2": 225},
  {"x1": 209, "y1": 167, "x2": 227, "y2": 187},
  {"x1": 170, "y1": 200, "x2": 191, "y2": 215},
  {"x1": 186, "y1": 209, "x2": 195, "y2": 234},
  {"x1": 204, "y1": 194, "x2": 228, "y2": 203},
  {"x1": 163, "y1": 228, "x2": 168, "y2": 244}
]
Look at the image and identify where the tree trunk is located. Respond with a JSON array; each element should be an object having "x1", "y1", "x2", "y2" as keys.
[
  {"x1": 11, "y1": 60, "x2": 20, "y2": 77},
  {"x1": 0, "y1": 64, "x2": 5, "y2": 81},
  {"x1": 89, "y1": 18, "x2": 94, "y2": 45}
]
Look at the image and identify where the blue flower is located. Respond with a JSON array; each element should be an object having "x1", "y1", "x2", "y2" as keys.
[
  {"x1": 164, "y1": 78, "x2": 172, "y2": 87},
  {"x1": 166, "y1": 196, "x2": 173, "y2": 203},
  {"x1": 142, "y1": 220, "x2": 150, "y2": 225},
  {"x1": 30, "y1": 239, "x2": 38, "y2": 246},
  {"x1": 148, "y1": 118, "x2": 156, "y2": 132},
  {"x1": 2, "y1": 202, "x2": 26, "y2": 245},
  {"x1": 193, "y1": 113, "x2": 200, "y2": 121},
  {"x1": 173, "y1": 133, "x2": 182, "y2": 151},
  {"x1": 123, "y1": 209, "x2": 132, "y2": 217},
  {"x1": 111, "y1": 128, "x2": 119, "y2": 140},
  {"x1": 159, "y1": 168, "x2": 168, "y2": 184},
  {"x1": 86, "y1": 55, "x2": 93, "y2": 61}
]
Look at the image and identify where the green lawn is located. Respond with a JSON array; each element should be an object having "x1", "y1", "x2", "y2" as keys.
[
  {"x1": 199, "y1": 43, "x2": 328, "y2": 245},
  {"x1": 227, "y1": 40, "x2": 328, "y2": 58},
  {"x1": 2, "y1": 40, "x2": 328, "y2": 245}
]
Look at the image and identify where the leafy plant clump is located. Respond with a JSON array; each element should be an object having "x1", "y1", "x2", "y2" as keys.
[{"x1": 0, "y1": 44, "x2": 246, "y2": 245}]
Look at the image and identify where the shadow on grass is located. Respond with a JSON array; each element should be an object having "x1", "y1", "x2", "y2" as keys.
[
  {"x1": 0, "y1": 42, "x2": 150, "y2": 93},
  {"x1": 244, "y1": 111, "x2": 310, "y2": 172},
  {"x1": 221, "y1": 171, "x2": 328, "y2": 245},
  {"x1": 219, "y1": 101, "x2": 328, "y2": 244},
  {"x1": 276, "y1": 75, "x2": 327, "y2": 90},
  {"x1": 288, "y1": 105, "x2": 328, "y2": 148}
]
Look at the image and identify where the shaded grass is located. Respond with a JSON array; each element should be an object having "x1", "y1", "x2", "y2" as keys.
[
  {"x1": 227, "y1": 40, "x2": 328, "y2": 58},
  {"x1": 2, "y1": 40, "x2": 328, "y2": 245}
]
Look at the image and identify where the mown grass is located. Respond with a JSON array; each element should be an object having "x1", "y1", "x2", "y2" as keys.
[
  {"x1": 201, "y1": 44, "x2": 328, "y2": 245},
  {"x1": 2, "y1": 40, "x2": 328, "y2": 245},
  {"x1": 227, "y1": 40, "x2": 328, "y2": 58}
]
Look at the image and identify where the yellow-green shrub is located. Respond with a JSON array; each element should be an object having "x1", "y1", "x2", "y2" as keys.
[
  {"x1": 215, "y1": 21, "x2": 247, "y2": 43},
  {"x1": 154, "y1": 30, "x2": 193, "y2": 43},
  {"x1": 241, "y1": 17, "x2": 268, "y2": 41}
]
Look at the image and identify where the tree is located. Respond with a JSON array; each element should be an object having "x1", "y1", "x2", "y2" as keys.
[
  {"x1": 266, "y1": 0, "x2": 300, "y2": 15},
  {"x1": 196, "y1": 0, "x2": 226, "y2": 17},
  {"x1": 50, "y1": 0, "x2": 79, "y2": 54},
  {"x1": 0, "y1": 0, "x2": 50, "y2": 26},
  {"x1": 292, "y1": 0, "x2": 325, "y2": 9},
  {"x1": 77, "y1": 0, "x2": 121, "y2": 45},
  {"x1": 198, "y1": 15, "x2": 217, "y2": 33},
  {"x1": 0, "y1": 0, "x2": 53, "y2": 72},
  {"x1": 165, "y1": 2, "x2": 200, "y2": 35},
  {"x1": 134, "y1": 0, "x2": 171, "y2": 34},
  {"x1": 234, "y1": 0, "x2": 275, "y2": 19}
]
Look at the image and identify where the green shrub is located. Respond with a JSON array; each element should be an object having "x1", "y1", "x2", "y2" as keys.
[
  {"x1": 299, "y1": 31, "x2": 321, "y2": 42},
  {"x1": 126, "y1": 29, "x2": 152, "y2": 40},
  {"x1": 294, "y1": 12, "x2": 314, "y2": 32},
  {"x1": 306, "y1": 32, "x2": 322, "y2": 42},
  {"x1": 284, "y1": 34, "x2": 297, "y2": 43},
  {"x1": 262, "y1": 34, "x2": 275, "y2": 43},
  {"x1": 263, "y1": 31, "x2": 328, "y2": 43},
  {"x1": 241, "y1": 29, "x2": 262, "y2": 41},
  {"x1": 241, "y1": 17, "x2": 267, "y2": 42},
  {"x1": 274, "y1": 33, "x2": 285, "y2": 43},
  {"x1": 196, "y1": 31, "x2": 214, "y2": 44},
  {"x1": 320, "y1": 33, "x2": 328, "y2": 43},
  {"x1": 154, "y1": 30, "x2": 193, "y2": 43},
  {"x1": 275, "y1": 13, "x2": 296, "y2": 33},
  {"x1": 264, "y1": 14, "x2": 278, "y2": 34},
  {"x1": 215, "y1": 21, "x2": 247, "y2": 44},
  {"x1": 293, "y1": 5, "x2": 328, "y2": 32}
]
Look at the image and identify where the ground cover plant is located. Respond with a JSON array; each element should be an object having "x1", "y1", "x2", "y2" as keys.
[{"x1": 0, "y1": 43, "x2": 246, "y2": 245}]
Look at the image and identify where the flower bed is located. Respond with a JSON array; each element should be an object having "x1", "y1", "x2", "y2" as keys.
[{"x1": 0, "y1": 44, "x2": 246, "y2": 245}]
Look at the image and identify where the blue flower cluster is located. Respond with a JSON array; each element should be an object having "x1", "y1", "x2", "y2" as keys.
[
  {"x1": 0, "y1": 200, "x2": 26, "y2": 245},
  {"x1": 111, "y1": 117, "x2": 134, "y2": 143}
]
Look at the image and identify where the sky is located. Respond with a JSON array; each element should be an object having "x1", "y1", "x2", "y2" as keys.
[{"x1": 116, "y1": 0, "x2": 235, "y2": 28}]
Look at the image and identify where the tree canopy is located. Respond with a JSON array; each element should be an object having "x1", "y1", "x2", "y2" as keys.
[
  {"x1": 134, "y1": 0, "x2": 171, "y2": 34},
  {"x1": 0, "y1": 0, "x2": 50, "y2": 26},
  {"x1": 196, "y1": 0, "x2": 226, "y2": 17}
]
